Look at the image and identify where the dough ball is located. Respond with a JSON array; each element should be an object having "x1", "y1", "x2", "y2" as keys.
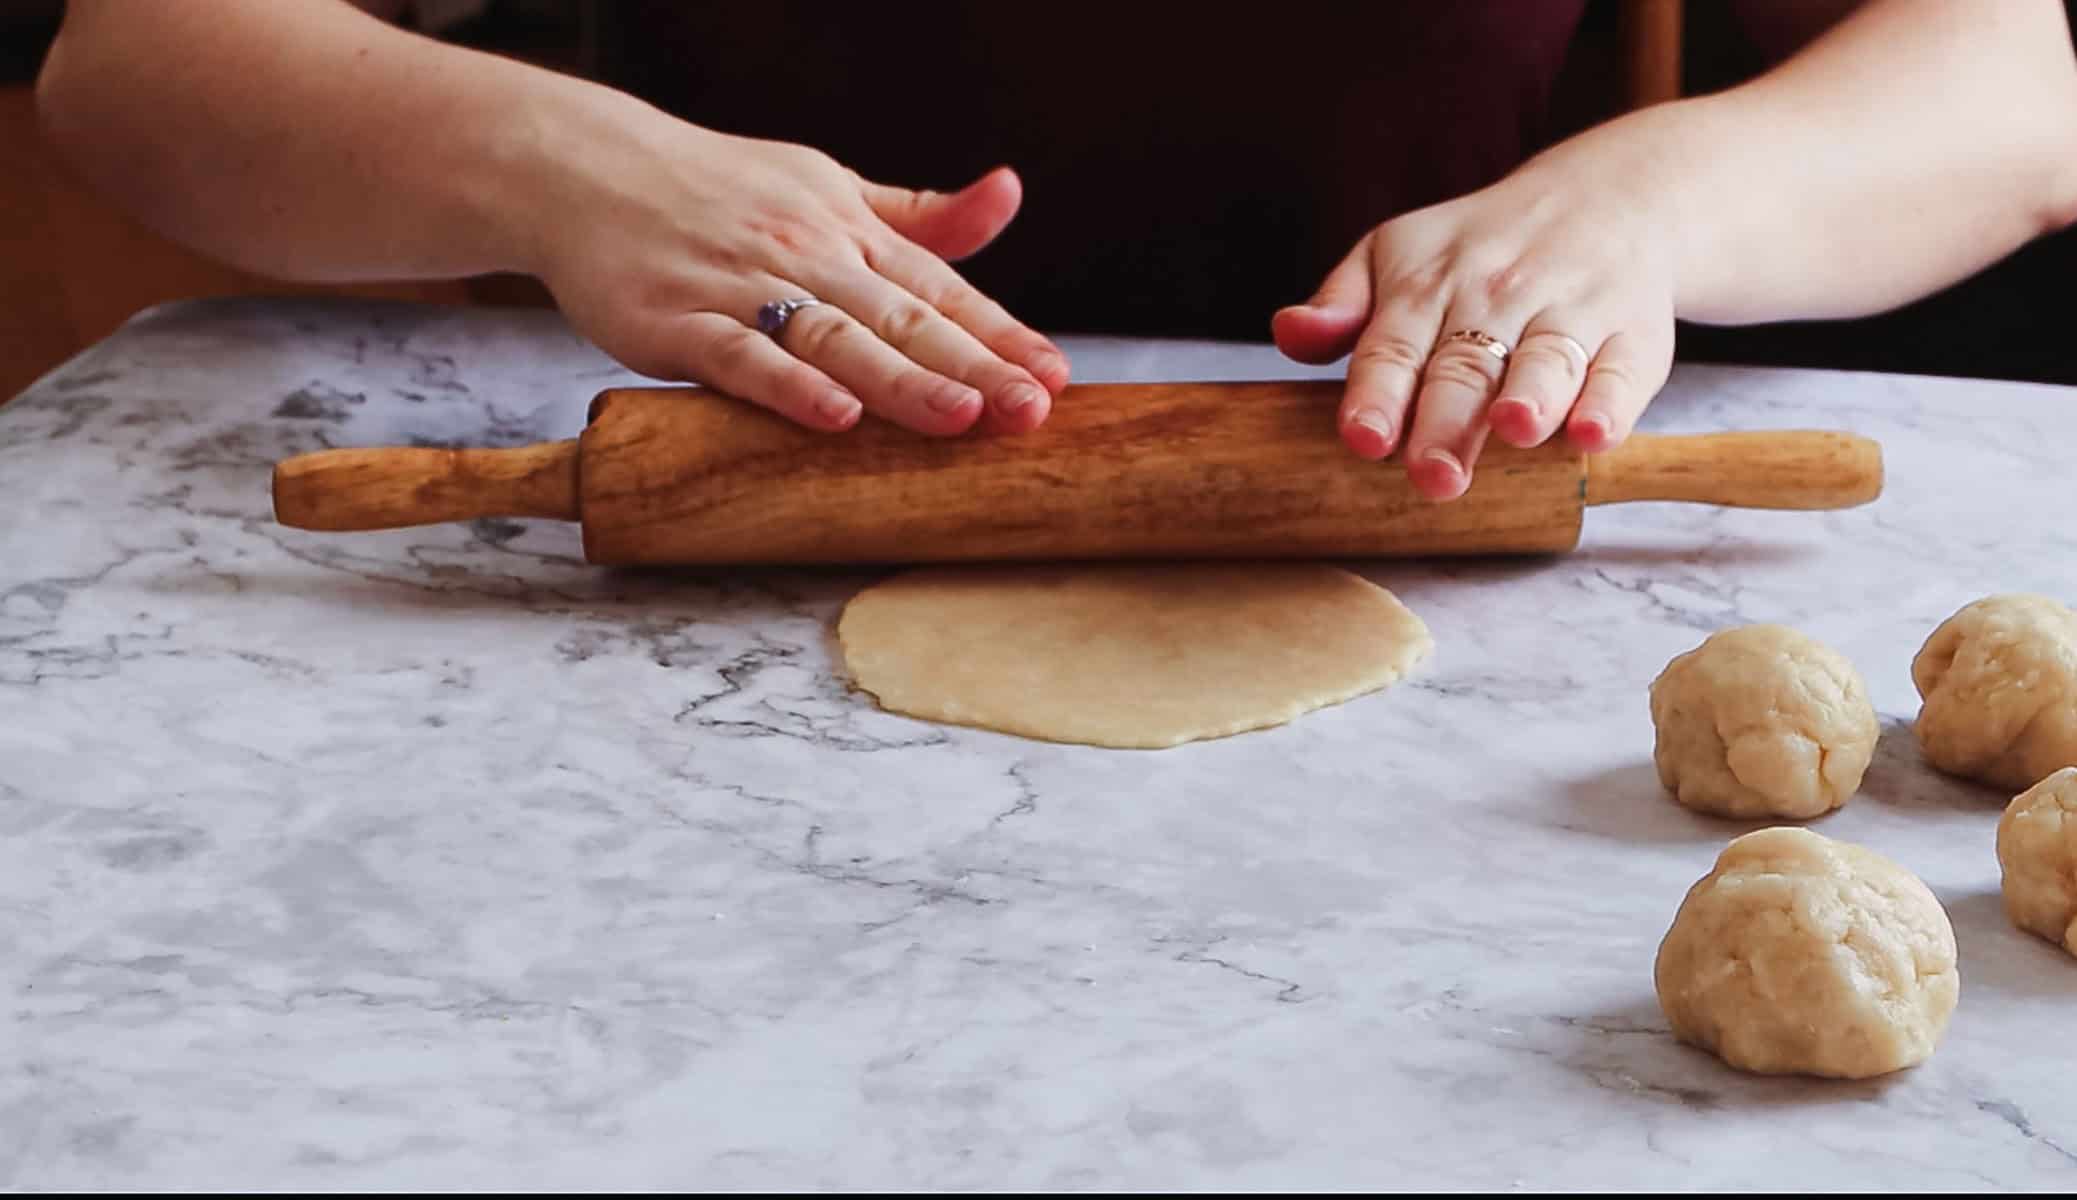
[
  {"x1": 837, "y1": 563, "x2": 1431, "y2": 749},
  {"x1": 1654, "y1": 827, "x2": 1959, "y2": 1079},
  {"x1": 1648, "y1": 625, "x2": 1877, "y2": 819},
  {"x1": 1996, "y1": 767, "x2": 2077, "y2": 956},
  {"x1": 1913, "y1": 594, "x2": 2077, "y2": 790}
]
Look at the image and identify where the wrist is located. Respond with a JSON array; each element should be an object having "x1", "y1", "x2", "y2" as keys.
[
  {"x1": 469, "y1": 66, "x2": 664, "y2": 282},
  {"x1": 1512, "y1": 96, "x2": 1735, "y2": 316}
]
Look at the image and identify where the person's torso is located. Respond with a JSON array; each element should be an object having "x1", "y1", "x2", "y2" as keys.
[{"x1": 598, "y1": 2, "x2": 1590, "y2": 338}]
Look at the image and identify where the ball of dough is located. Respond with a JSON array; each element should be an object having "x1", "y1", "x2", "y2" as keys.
[
  {"x1": 1996, "y1": 767, "x2": 2077, "y2": 956},
  {"x1": 1913, "y1": 594, "x2": 2077, "y2": 790},
  {"x1": 1654, "y1": 827, "x2": 1959, "y2": 1079},
  {"x1": 1648, "y1": 625, "x2": 1878, "y2": 819}
]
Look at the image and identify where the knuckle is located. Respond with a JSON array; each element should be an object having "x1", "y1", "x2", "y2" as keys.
[
  {"x1": 1386, "y1": 265, "x2": 1451, "y2": 309},
  {"x1": 774, "y1": 142, "x2": 843, "y2": 178},
  {"x1": 1350, "y1": 334, "x2": 1427, "y2": 376},
  {"x1": 789, "y1": 309, "x2": 852, "y2": 359},
  {"x1": 873, "y1": 299, "x2": 939, "y2": 347},
  {"x1": 857, "y1": 237, "x2": 889, "y2": 275},
  {"x1": 905, "y1": 272, "x2": 961, "y2": 312},
  {"x1": 1476, "y1": 261, "x2": 1540, "y2": 307},
  {"x1": 745, "y1": 212, "x2": 847, "y2": 262},
  {"x1": 1513, "y1": 342, "x2": 1582, "y2": 378},
  {"x1": 866, "y1": 239, "x2": 958, "y2": 304},
  {"x1": 698, "y1": 239, "x2": 750, "y2": 277},
  {"x1": 704, "y1": 324, "x2": 766, "y2": 376},
  {"x1": 939, "y1": 281, "x2": 1006, "y2": 329},
  {"x1": 1423, "y1": 350, "x2": 1499, "y2": 393},
  {"x1": 630, "y1": 269, "x2": 699, "y2": 313},
  {"x1": 858, "y1": 236, "x2": 911, "y2": 279},
  {"x1": 1586, "y1": 358, "x2": 1641, "y2": 390}
]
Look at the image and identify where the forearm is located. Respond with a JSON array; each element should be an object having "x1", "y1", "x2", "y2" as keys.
[
  {"x1": 35, "y1": 0, "x2": 632, "y2": 283},
  {"x1": 1520, "y1": 0, "x2": 2077, "y2": 325}
]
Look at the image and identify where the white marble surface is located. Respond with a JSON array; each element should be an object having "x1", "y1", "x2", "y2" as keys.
[{"x1": 4, "y1": 297, "x2": 2076, "y2": 1191}]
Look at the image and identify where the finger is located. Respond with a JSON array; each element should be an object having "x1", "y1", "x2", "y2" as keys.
[
  {"x1": 1491, "y1": 321, "x2": 1599, "y2": 449},
  {"x1": 862, "y1": 166, "x2": 1023, "y2": 262},
  {"x1": 1404, "y1": 317, "x2": 1523, "y2": 502},
  {"x1": 767, "y1": 296, "x2": 985, "y2": 436},
  {"x1": 1337, "y1": 293, "x2": 1441, "y2": 462},
  {"x1": 861, "y1": 234, "x2": 1070, "y2": 397},
  {"x1": 671, "y1": 312, "x2": 861, "y2": 432},
  {"x1": 1567, "y1": 324, "x2": 1673, "y2": 453},
  {"x1": 1272, "y1": 235, "x2": 1375, "y2": 365},
  {"x1": 805, "y1": 265, "x2": 1053, "y2": 434}
]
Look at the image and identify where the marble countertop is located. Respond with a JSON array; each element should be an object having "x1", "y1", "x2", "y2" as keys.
[{"x1": 5, "y1": 297, "x2": 2076, "y2": 1190}]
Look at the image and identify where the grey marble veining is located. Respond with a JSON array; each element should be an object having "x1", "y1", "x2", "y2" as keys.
[{"x1": 4, "y1": 297, "x2": 2076, "y2": 1190}]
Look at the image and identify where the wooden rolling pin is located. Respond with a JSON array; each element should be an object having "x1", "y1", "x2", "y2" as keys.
[{"x1": 271, "y1": 381, "x2": 1882, "y2": 564}]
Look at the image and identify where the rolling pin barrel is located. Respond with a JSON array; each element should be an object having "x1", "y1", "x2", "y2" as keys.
[{"x1": 570, "y1": 383, "x2": 1591, "y2": 563}]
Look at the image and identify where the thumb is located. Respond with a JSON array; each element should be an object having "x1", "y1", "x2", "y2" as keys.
[
  {"x1": 1271, "y1": 237, "x2": 1376, "y2": 365},
  {"x1": 863, "y1": 165, "x2": 1023, "y2": 261}
]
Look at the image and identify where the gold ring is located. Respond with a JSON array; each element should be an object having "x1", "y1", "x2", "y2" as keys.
[{"x1": 1439, "y1": 328, "x2": 1511, "y2": 365}]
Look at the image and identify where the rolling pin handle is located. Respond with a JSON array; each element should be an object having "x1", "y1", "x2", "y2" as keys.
[
  {"x1": 272, "y1": 442, "x2": 582, "y2": 532},
  {"x1": 1583, "y1": 431, "x2": 1883, "y2": 511}
]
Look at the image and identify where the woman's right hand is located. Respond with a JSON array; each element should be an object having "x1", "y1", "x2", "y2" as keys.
[{"x1": 530, "y1": 98, "x2": 1070, "y2": 436}]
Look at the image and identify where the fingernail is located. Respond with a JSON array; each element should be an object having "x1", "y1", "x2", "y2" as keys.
[
  {"x1": 1028, "y1": 350, "x2": 1070, "y2": 386},
  {"x1": 999, "y1": 383, "x2": 1045, "y2": 417},
  {"x1": 1492, "y1": 397, "x2": 1539, "y2": 445},
  {"x1": 1576, "y1": 413, "x2": 1612, "y2": 445},
  {"x1": 1418, "y1": 449, "x2": 1469, "y2": 500},
  {"x1": 817, "y1": 391, "x2": 861, "y2": 426},
  {"x1": 928, "y1": 385, "x2": 982, "y2": 415},
  {"x1": 1348, "y1": 413, "x2": 1395, "y2": 455},
  {"x1": 1420, "y1": 448, "x2": 1461, "y2": 476}
]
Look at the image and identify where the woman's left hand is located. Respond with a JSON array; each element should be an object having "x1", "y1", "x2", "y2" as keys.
[{"x1": 1273, "y1": 166, "x2": 1679, "y2": 500}]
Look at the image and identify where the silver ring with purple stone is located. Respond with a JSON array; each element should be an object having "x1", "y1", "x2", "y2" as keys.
[{"x1": 756, "y1": 297, "x2": 824, "y2": 339}]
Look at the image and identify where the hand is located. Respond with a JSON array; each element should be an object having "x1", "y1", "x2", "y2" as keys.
[
  {"x1": 533, "y1": 104, "x2": 1070, "y2": 437},
  {"x1": 1272, "y1": 169, "x2": 1677, "y2": 500}
]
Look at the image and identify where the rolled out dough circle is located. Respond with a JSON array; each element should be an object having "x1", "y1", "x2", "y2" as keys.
[{"x1": 837, "y1": 564, "x2": 1432, "y2": 749}]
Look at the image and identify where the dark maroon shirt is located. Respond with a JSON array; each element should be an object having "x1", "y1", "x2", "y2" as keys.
[{"x1": 597, "y1": 2, "x2": 1590, "y2": 340}]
